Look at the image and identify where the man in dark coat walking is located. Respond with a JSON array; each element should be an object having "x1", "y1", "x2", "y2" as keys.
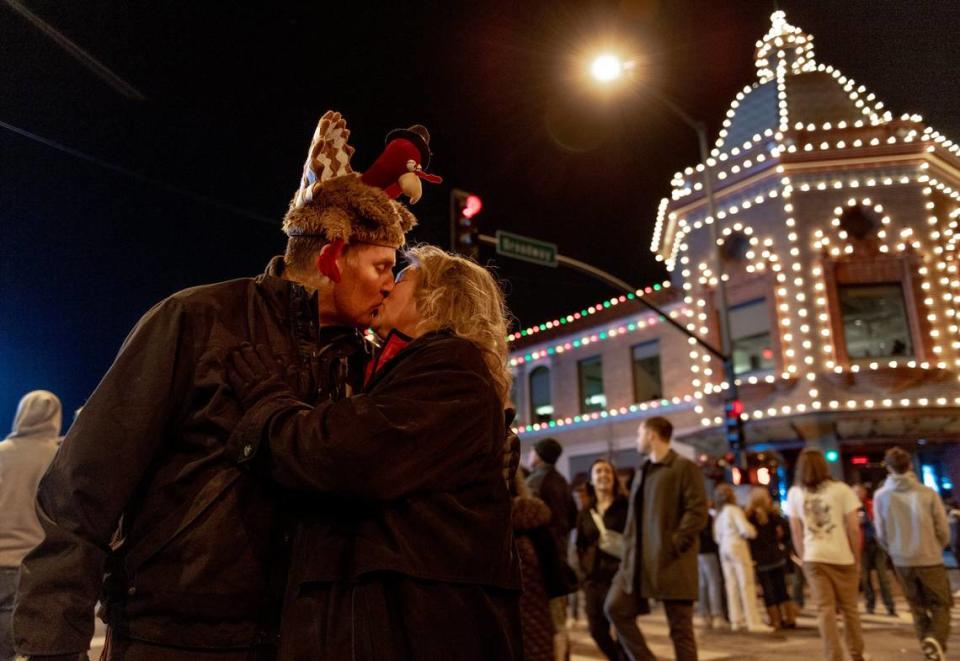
[
  {"x1": 605, "y1": 417, "x2": 708, "y2": 661},
  {"x1": 13, "y1": 111, "x2": 421, "y2": 661}
]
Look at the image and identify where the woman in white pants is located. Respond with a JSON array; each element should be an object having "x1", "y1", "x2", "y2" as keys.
[{"x1": 713, "y1": 483, "x2": 773, "y2": 633}]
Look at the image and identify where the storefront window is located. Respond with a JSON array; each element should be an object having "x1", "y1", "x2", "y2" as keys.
[
  {"x1": 529, "y1": 366, "x2": 553, "y2": 422},
  {"x1": 578, "y1": 356, "x2": 606, "y2": 413},
  {"x1": 632, "y1": 340, "x2": 662, "y2": 402},
  {"x1": 729, "y1": 298, "x2": 775, "y2": 376},
  {"x1": 839, "y1": 284, "x2": 912, "y2": 359}
]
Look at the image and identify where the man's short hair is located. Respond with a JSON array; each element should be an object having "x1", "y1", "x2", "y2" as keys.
[
  {"x1": 284, "y1": 237, "x2": 366, "y2": 273},
  {"x1": 884, "y1": 446, "x2": 912, "y2": 475},
  {"x1": 643, "y1": 416, "x2": 673, "y2": 442},
  {"x1": 534, "y1": 438, "x2": 562, "y2": 465},
  {"x1": 284, "y1": 236, "x2": 328, "y2": 271}
]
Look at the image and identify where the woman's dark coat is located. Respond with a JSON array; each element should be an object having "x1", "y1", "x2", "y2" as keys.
[
  {"x1": 747, "y1": 511, "x2": 789, "y2": 570},
  {"x1": 513, "y1": 495, "x2": 554, "y2": 661},
  {"x1": 234, "y1": 331, "x2": 522, "y2": 660}
]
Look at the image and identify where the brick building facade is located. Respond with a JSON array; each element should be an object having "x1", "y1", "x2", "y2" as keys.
[{"x1": 509, "y1": 12, "x2": 960, "y2": 498}]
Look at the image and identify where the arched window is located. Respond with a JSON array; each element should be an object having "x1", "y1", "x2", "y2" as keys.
[
  {"x1": 578, "y1": 356, "x2": 606, "y2": 413},
  {"x1": 529, "y1": 366, "x2": 553, "y2": 423}
]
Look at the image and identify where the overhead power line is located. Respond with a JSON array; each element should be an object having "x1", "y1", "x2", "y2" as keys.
[
  {"x1": 3, "y1": 0, "x2": 146, "y2": 101},
  {"x1": 0, "y1": 119, "x2": 276, "y2": 225}
]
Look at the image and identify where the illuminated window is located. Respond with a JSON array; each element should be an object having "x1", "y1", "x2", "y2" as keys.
[
  {"x1": 631, "y1": 340, "x2": 662, "y2": 402},
  {"x1": 729, "y1": 298, "x2": 775, "y2": 376},
  {"x1": 578, "y1": 356, "x2": 606, "y2": 413},
  {"x1": 529, "y1": 366, "x2": 553, "y2": 423},
  {"x1": 839, "y1": 284, "x2": 912, "y2": 359}
]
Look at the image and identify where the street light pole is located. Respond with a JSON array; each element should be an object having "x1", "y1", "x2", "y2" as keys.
[
  {"x1": 644, "y1": 90, "x2": 735, "y2": 361},
  {"x1": 586, "y1": 54, "x2": 745, "y2": 464},
  {"x1": 640, "y1": 89, "x2": 744, "y2": 465}
]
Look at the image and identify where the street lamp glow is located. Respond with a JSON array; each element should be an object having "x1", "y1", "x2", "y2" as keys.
[{"x1": 590, "y1": 54, "x2": 623, "y2": 83}]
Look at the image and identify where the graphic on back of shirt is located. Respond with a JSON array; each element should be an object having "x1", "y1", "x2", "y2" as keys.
[{"x1": 803, "y1": 494, "x2": 835, "y2": 539}]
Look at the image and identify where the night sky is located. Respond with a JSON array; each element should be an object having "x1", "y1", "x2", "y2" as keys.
[{"x1": 2, "y1": 1, "x2": 958, "y2": 428}]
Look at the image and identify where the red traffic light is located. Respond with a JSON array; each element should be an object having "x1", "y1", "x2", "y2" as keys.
[
  {"x1": 461, "y1": 194, "x2": 483, "y2": 219},
  {"x1": 851, "y1": 455, "x2": 869, "y2": 465},
  {"x1": 725, "y1": 399, "x2": 744, "y2": 417}
]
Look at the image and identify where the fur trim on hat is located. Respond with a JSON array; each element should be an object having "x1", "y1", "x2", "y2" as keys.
[{"x1": 282, "y1": 174, "x2": 418, "y2": 248}]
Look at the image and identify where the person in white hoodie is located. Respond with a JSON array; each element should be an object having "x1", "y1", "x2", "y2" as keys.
[
  {"x1": 873, "y1": 446, "x2": 952, "y2": 661},
  {"x1": 0, "y1": 391, "x2": 62, "y2": 661},
  {"x1": 712, "y1": 483, "x2": 772, "y2": 633}
]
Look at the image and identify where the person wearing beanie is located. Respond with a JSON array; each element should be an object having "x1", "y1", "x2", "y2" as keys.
[
  {"x1": 526, "y1": 439, "x2": 577, "y2": 555},
  {"x1": 526, "y1": 437, "x2": 577, "y2": 659},
  {"x1": 13, "y1": 111, "x2": 429, "y2": 661}
]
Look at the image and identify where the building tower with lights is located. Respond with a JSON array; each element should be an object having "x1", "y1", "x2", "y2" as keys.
[{"x1": 509, "y1": 11, "x2": 960, "y2": 495}]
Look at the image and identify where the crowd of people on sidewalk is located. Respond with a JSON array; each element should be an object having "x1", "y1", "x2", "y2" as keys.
[
  {"x1": 504, "y1": 440, "x2": 956, "y2": 661},
  {"x1": 2, "y1": 395, "x2": 959, "y2": 661}
]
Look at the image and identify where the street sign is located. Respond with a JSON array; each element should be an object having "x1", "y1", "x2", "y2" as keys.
[{"x1": 495, "y1": 230, "x2": 558, "y2": 267}]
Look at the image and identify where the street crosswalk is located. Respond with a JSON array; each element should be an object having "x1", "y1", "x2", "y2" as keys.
[
  {"x1": 84, "y1": 593, "x2": 960, "y2": 659},
  {"x1": 569, "y1": 598, "x2": 960, "y2": 660}
]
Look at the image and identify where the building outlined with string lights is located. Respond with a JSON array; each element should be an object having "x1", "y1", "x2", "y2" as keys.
[{"x1": 509, "y1": 11, "x2": 960, "y2": 493}]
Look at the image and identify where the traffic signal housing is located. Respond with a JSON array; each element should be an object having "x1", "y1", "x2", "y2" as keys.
[
  {"x1": 723, "y1": 398, "x2": 745, "y2": 452},
  {"x1": 450, "y1": 189, "x2": 482, "y2": 259}
]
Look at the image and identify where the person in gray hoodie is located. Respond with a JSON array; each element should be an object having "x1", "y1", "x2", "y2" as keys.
[
  {"x1": 0, "y1": 391, "x2": 62, "y2": 661},
  {"x1": 873, "y1": 446, "x2": 952, "y2": 661}
]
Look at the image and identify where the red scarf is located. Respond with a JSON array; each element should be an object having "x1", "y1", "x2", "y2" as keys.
[{"x1": 364, "y1": 329, "x2": 413, "y2": 386}]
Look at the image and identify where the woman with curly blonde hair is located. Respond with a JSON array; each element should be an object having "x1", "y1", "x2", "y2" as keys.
[
  {"x1": 369, "y1": 244, "x2": 513, "y2": 403},
  {"x1": 225, "y1": 244, "x2": 521, "y2": 660}
]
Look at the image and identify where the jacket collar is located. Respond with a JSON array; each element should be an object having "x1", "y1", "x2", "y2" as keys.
[
  {"x1": 255, "y1": 256, "x2": 318, "y2": 321},
  {"x1": 644, "y1": 448, "x2": 677, "y2": 467},
  {"x1": 256, "y1": 256, "x2": 367, "y2": 353},
  {"x1": 531, "y1": 463, "x2": 556, "y2": 478}
]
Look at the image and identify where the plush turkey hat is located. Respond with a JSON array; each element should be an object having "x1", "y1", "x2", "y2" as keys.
[{"x1": 282, "y1": 111, "x2": 417, "y2": 249}]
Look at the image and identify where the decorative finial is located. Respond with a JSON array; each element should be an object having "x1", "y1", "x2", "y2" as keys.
[{"x1": 754, "y1": 10, "x2": 815, "y2": 83}]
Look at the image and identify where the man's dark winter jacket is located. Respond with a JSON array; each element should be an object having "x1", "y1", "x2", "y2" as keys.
[
  {"x1": 14, "y1": 258, "x2": 364, "y2": 656},
  {"x1": 232, "y1": 331, "x2": 522, "y2": 659},
  {"x1": 526, "y1": 464, "x2": 577, "y2": 555},
  {"x1": 615, "y1": 449, "x2": 707, "y2": 601}
]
